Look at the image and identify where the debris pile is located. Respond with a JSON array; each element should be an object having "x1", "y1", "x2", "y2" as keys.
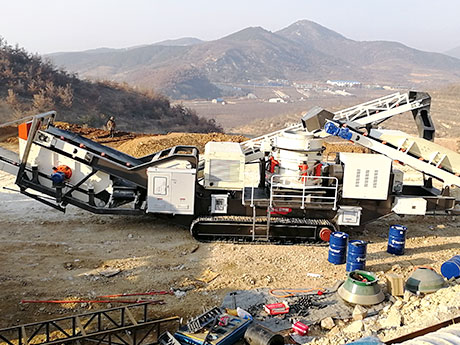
[
  {"x1": 310, "y1": 280, "x2": 460, "y2": 344},
  {"x1": 117, "y1": 132, "x2": 248, "y2": 157}
]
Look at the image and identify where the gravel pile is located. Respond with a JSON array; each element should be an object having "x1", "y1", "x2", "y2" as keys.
[
  {"x1": 309, "y1": 278, "x2": 460, "y2": 345},
  {"x1": 117, "y1": 132, "x2": 248, "y2": 157}
]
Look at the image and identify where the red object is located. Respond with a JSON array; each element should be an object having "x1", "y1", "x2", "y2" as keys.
[
  {"x1": 18, "y1": 122, "x2": 32, "y2": 140},
  {"x1": 292, "y1": 322, "x2": 309, "y2": 336},
  {"x1": 21, "y1": 299, "x2": 165, "y2": 305},
  {"x1": 269, "y1": 157, "x2": 280, "y2": 173},
  {"x1": 219, "y1": 316, "x2": 230, "y2": 326},
  {"x1": 314, "y1": 163, "x2": 323, "y2": 177},
  {"x1": 317, "y1": 291, "x2": 324, "y2": 296},
  {"x1": 319, "y1": 227, "x2": 332, "y2": 242},
  {"x1": 264, "y1": 302, "x2": 289, "y2": 315},
  {"x1": 270, "y1": 207, "x2": 292, "y2": 215},
  {"x1": 53, "y1": 165, "x2": 72, "y2": 179},
  {"x1": 99, "y1": 291, "x2": 173, "y2": 298},
  {"x1": 298, "y1": 163, "x2": 308, "y2": 176}
]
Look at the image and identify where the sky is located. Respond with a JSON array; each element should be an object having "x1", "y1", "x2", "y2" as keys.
[{"x1": 1, "y1": 0, "x2": 460, "y2": 54}]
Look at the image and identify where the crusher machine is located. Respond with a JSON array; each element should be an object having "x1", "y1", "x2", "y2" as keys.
[{"x1": 0, "y1": 91, "x2": 459, "y2": 242}]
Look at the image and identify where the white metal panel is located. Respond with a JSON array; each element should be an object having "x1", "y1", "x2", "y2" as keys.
[
  {"x1": 170, "y1": 171, "x2": 195, "y2": 214},
  {"x1": 326, "y1": 125, "x2": 460, "y2": 188},
  {"x1": 244, "y1": 162, "x2": 260, "y2": 187},
  {"x1": 340, "y1": 153, "x2": 392, "y2": 200},
  {"x1": 337, "y1": 206, "x2": 362, "y2": 226},
  {"x1": 20, "y1": 138, "x2": 111, "y2": 197},
  {"x1": 147, "y1": 173, "x2": 172, "y2": 212},
  {"x1": 371, "y1": 129, "x2": 460, "y2": 175},
  {"x1": 392, "y1": 197, "x2": 427, "y2": 215},
  {"x1": 204, "y1": 142, "x2": 245, "y2": 190},
  {"x1": 147, "y1": 168, "x2": 195, "y2": 215}
]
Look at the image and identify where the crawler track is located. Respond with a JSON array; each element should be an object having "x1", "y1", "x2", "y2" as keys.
[{"x1": 190, "y1": 216, "x2": 336, "y2": 243}]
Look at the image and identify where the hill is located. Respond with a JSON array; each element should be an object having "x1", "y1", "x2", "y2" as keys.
[
  {"x1": 0, "y1": 38, "x2": 221, "y2": 133},
  {"x1": 46, "y1": 20, "x2": 460, "y2": 99},
  {"x1": 446, "y1": 45, "x2": 460, "y2": 59}
]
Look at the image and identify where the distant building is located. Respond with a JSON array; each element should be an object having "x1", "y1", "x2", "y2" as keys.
[
  {"x1": 268, "y1": 97, "x2": 286, "y2": 103},
  {"x1": 247, "y1": 93, "x2": 257, "y2": 99},
  {"x1": 326, "y1": 80, "x2": 361, "y2": 88}
]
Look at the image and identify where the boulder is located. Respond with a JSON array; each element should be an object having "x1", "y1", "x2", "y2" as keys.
[
  {"x1": 343, "y1": 320, "x2": 364, "y2": 334},
  {"x1": 352, "y1": 305, "x2": 368, "y2": 320},
  {"x1": 321, "y1": 317, "x2": 335, "y2": 330}
]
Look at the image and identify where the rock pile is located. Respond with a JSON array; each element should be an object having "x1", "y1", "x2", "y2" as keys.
[
  {"x1": 117, "y1": 132, "x2": 248, "y2": 157},
  {"x1": 311, "y1": 279, "x2": 460, "y2": 345}
]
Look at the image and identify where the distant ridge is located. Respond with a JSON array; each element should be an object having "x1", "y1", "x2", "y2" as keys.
[
  {"x1": 46, "y1": 19, "x2": 460, "y2": 99},
  {"x1": 445, "y1": 45, "x2": 460, "y2": 59},
  {"x1": 153, "y1": 37, "x2": 203, "y2": 46}
]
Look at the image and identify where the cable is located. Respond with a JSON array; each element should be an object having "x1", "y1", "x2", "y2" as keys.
[
  {"x1": 268, "y1": 288, "x2": 325, "y2": 298},
  {"x1": 98, "y1": 290, "x2": 173, "y2": 298},
  {"x1": 21, "y1": 299, "x2": 165, "y2": 304}
]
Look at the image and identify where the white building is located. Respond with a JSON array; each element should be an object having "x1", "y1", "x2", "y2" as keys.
[
  {"x1": 268, "y1": 97, "x2": 286, "y2": 103},
  {"x1": 326, "y1": 80, "x2": 361, "y2": 88}
]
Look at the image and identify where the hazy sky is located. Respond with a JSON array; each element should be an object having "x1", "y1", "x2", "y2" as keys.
[{"x1": 2, "y1": 0, "x2": 459, "y2": 54}]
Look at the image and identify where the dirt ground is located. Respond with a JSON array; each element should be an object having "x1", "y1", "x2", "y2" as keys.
[
  {"x1": 0, "y1": 167, "x2": 459, "y2": 328},
  {"x1": 0, "y1": 127, "x2": 459, "y2": 344}
]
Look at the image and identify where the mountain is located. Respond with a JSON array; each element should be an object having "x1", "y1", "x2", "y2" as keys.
[
  {"x1": 153, "y1": 37, "x2": 203, "y2": 46},
  {"x1": 445, "y1": 45, "x2": 460, "y2": 59},
  {"x1": 46, "y1": 20, "x2": 460, "y2": 99},
  {"x1": 0, "y1": 39, "x2": 221, "y2": 133},
  {"x1": 277, "y1": 20, "x2": 460, "y2": 85},
  {"x1": 47, "y1": 26, "x2": 362, "y2": 98}
]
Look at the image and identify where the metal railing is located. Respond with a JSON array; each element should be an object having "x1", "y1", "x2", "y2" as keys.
[
  {"x1": 269, "y1": 174, "x2": 338, "y2": 210},
  {"x1": 0, "y1": 302, "x2": 179, "y2": 345}
]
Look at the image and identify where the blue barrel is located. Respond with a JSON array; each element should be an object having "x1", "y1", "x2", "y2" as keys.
[
  {"x1": 441, "y1": 255, "x2": 460, "y2": 279},
  {"x1": 328, "y1": 232, "x2": 349, "y2": 265},
  {"x1": 387, "y1": 225, "x2": 408, "y2": 255},
  {"x1": 346, "y1": 240, "x2": 367, "y2": 272}
]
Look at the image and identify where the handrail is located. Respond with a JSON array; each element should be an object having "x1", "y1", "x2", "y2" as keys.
[
  {"x1": 0, "y1": 111, "x2": 56, "y2": 128},
  {"x1": 270, "y1": 174, "x2": 338, "y2": 210}
]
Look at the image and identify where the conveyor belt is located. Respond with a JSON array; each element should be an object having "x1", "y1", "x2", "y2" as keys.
[
  {"x1": 0, "y1": 147, "x2": 19, "y2": 175},
  {"x1": 46, "y1": 126, "x2": 143, "y2": 167}
]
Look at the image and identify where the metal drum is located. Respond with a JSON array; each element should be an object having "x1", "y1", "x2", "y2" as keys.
[
  {"x1": 346, "y1": 240, "x2": 367, "y2": 272},
  {"x1": 441, "y1": 255, "x2": 460, "y2": 280},
  {"x1": 328, "y1": 232, "x2": 349, "y2": 265},
  {"x1": 387, "y1": 225, "x2": 407, "y2": 255}
]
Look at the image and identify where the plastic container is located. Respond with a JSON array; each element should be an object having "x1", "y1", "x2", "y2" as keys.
[
  {"x1": 441, "y1": 255, "x2": 460, "y2": 280},
  {"x1": 236, "y1": 307, "x2": 253, "y2": 320},
  {"x1": 328, "y1": 231, "x2": 349, "y2": 265},
  {"x1": 244, "y1": 324, "x2": 284, "y2": 345},
  {"x1": 292, "y1": 321, "x2": 309, "y2": 336},
  {"x1": 346, "y1": 240, "x2": 367, "y2": 272},
  {"x1": 387, "y1": 225, "x2": 407, "y2": 255}
]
